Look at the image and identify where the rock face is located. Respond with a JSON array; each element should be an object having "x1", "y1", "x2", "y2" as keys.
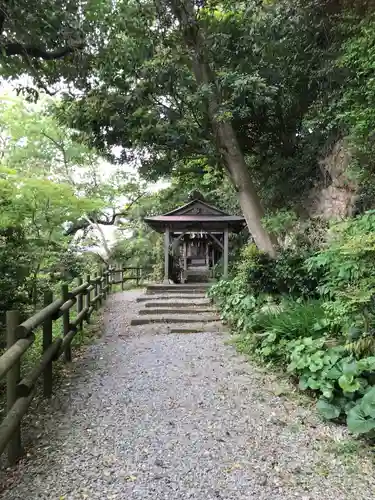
[{"x1": 307, "y1": 140, "x2": 358, "y2": 219}]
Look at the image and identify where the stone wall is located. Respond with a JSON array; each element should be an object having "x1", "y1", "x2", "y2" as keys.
[{"x1": 306, "y1": 140, "x2": 358, "y2": 219}]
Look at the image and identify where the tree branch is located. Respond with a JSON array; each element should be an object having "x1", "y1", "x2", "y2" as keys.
[
  {"x1": 65, "y1": 194, "x2": 145, "y2": 236},
  {"x1": 1, "y1": 42, "x2": 84, "y2": 60},
  {"x1": 41, "y1": 131, "x2": 75, "y2": 183}
]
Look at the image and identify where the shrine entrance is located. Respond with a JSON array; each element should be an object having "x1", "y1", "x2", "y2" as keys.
[{"x1": 144, "y1": 193, "x2": 246, "y2": 283}]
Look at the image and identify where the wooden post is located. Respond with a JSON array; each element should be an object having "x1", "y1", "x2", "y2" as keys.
[
  {"x1": 85, "y1": 274, "x2": 91, "y2": 323},
  {"x1": 76, "y1": 277, "x2": 83, "y2": 331},
  {"x1": 102, "y1": 269, "x2": 107, "y2": 301},
  {"x1": 136, "y1": 267, "x2": 140, "y2": 286},
  {"x1": 61, "y1": 284, "x2": 71, "y2": 362},
  {"x1": 43, "y1": 291, "x2": 53, "y2": 398},
  {"x1": 223, "y1": 228, "x2": 229, "y2": 279},
  {"x1": 183, "y1": 241, "x2": 188, "y2": 271},
  {"x1": 95, "y1": 272, "x2": 100, "y2": 310},
  {"x1": 107, "y1": 268, "x2": 111, "y2": 295},
  {"x1": 108, "y1": 267, "x2": 112, "y2": 294},
  {"x1": 164, "y1": 227, "x2": 170, "y2": 284},
  {"x1": 99, "y1": 269, "x2": 103, "y2": 306},
  {"x1": 121, "y1": 266, "x2": 124, "y2": 291},
  {"x1": 6, "y1": 310, "x2": 22, "y2": 463},
  {"x1": 115, "y1": 263, "x2": 119, "y2": 289}
]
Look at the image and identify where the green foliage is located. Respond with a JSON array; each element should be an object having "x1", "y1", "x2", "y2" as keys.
[
  {"x1": 287, "y1": 337, "x2": 348, "y2": 399},
  {"x1": 210, "y1": 210, "x2": 375, "y2": 437},
  {"x1": 56, "y1": 0, "x2": 337, "y2": 210},
  {"x1": 255, "y1": 300, "x2": 327, "y2": 341},
  {"x1": 212, "y1": 273, "x2": 375, "y2": 432},
  {"x1": 307, "y1": 211, "x2": 375, "y2": 334},
  {"x1": 237, "y1": 244, "x2": 320, "y2": 299},
  {"x1": 347, "y1": 388, "x2": 375, "y2": 435},
  {"x1": 263, "y1": 210, "x2": 298, "y2": 239},
  {"x1": 0, "y1": 0, "x2": 109, "y2": 91},
  {"x1": 0, "y1": 94, "x2": 144, "y2": 332}
]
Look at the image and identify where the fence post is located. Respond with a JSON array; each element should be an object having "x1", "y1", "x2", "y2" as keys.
[
  {"x1": 102, "y1": 269, "x2": 107, "y2": 302},
  {"x1": 116, "y1": 262, "x2": 120, "y2": 289},
  {"x1": 108, "y1": 267, "x2": 112, "y2": 294},
  {"x1": 95, "y1": 272, "x2": 100, "y2": 311},
  {"x1": 76, "y1": 277, "x2": 83, "y2": 331},
  {"x1": 43, "y1": 290, "x2": 53, "y2": 398},
  {"x1": 110, "y1": 266, "x2": 113, "y2": 294},
  {"x1": 85, "y1": 274, "x2": 91, "y2": 323},
  {"x1": 136, "y1": 267, "x2": 140, "y2": 287},
  {"x1": 107, "y1": 268, "x2": 111, "y2": 295},
  {"x1": 61, "y1": 284, "x2": 71, "y2": 362},
  {"x1": 6, "y1": 310, "x2": 22, "y2": 464},
  {"x1": 121, "y1": 265, "x2": 124, "y2": 291}
]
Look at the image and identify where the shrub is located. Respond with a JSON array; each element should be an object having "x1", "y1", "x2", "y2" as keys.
[
  {"x1": 247, "y1": 299, "x2": 329, "y2": 362},
  {"x1": 245, "y1": 250, "x2": 278, "y2": 295},
  {"x1": 307, "y1": 210, "x2": 375, "y2": 340},
  {"x1": 347, "y1": 387, "x2": 375, "y2": 435},
  {"x1": 209, "y1": 210, "x2": 375, "y2": 437},
  {"x1": 273, "y1": 249, "x2": 321, "y2": 298},
  {"x1": 208, "y1": 277, "x2": 259, "y2": 330},
  {"x1": 286, "y1": 337, "x2": 375, "y2": 430},
  {"x1": 240, "y1": 246, "x2": 321, "y2": 299}
]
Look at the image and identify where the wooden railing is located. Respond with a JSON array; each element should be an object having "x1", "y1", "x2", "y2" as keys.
[
  {"x1": 0, "y1": 266, "x2": 143, "y2": 464},
  {"x1": 114, "y1": 266, "x2": 143, "y2": 288}
]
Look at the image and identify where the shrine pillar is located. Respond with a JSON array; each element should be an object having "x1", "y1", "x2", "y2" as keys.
[
  {"x1": 164, "y1": 227, "x2": 170, "y2": 283},
  {"x1": 223, "y1": 227, "x2": 229, "y2": 279}
]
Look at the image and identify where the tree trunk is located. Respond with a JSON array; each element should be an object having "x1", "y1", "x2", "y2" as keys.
[
  {"x1": 168, "y1": 0, "x2": 277, "y2": 257},
  {"x1": 217, "y1": 122, "x2": 277, "y2": 257}
]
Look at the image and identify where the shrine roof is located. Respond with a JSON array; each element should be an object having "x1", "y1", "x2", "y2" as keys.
[
  {"x1": 162, "y1": 198, "x2": 228, "y2": 216},
  {"x1": 144, "y1": 198, "x2": 246, "y2": 233}
]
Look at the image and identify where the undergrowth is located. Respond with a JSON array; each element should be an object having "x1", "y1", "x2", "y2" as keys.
[{"x1": 209, "y1": 211, "x2": 375, "y2": 439}]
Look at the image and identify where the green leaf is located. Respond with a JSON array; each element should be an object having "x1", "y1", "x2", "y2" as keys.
[
  {"x1": 361, "y1": 387, "x2": 375, "y2": 418},
  {"x1": 321, "y1": 383, "x2": 334, "y2": 399},
  {"x1": 338, "y1": 374, "x2": 361, "y2": 393},
  {"x1": 309, "y1": 361, "x2": 323, "y2": 372},
  {"x1": 261, "y1": 346, "x2": 272, "y2": 356},
  {"x1": 342, "y1": 361, "x2": 359, "y2": 377},
  {"x1": 357, "y1": 357, "x2": 375, "y2": 372},
  {"x1": 317, "y1": 398, "x2": 341, "y2": 420},
  {"x1": 298, "y1": 375, "x2": 309, "y2": 390},
  {"x1": 326, "y1": 364, "x2": 342, "y2": 380},
  {"x1": 307, "y1": 376, "x2": 321, "y2": 390},
  {"x1": 287, "y1": 361, "x2": 297, "y2": 373},
  {"x1": 347, "y1": 405, "x2": 375, "y2": 434}
]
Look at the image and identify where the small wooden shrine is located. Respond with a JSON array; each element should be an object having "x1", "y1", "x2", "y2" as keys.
[{"x1": 144, "y1": 192, "x2": 246, "y2": 283}]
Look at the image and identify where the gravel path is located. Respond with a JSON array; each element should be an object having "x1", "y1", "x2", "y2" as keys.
[{"x1": 1, "y1": 290, "x2": 374, "y2": 499}]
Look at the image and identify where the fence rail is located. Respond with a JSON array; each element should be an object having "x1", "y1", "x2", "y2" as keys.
[{"x1": 0, "y1": 266, "x2": 143, "y2": 464}]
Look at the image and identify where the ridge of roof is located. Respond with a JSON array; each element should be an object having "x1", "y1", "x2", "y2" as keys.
[{"x1": 162, "y1": 198, "x2": 228, "y2": 216}]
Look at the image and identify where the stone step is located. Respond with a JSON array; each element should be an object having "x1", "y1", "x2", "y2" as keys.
[
  {"x1": 146, "y1": 289, "x2": 209, "y2": 296},
  {"x1": 169, "y1": 327, "x2": 222, "y2": 334},
  {"x1": 146, "y1": 284, "x2": 210, "y2": 295},
  {"x1": 144, "y1": 300, "x2": 211, "y2": 308},
  {"x1": 169, "y1": 328, "x2": 202, "y2": 334},
  {"x1": 137, "y1": 294, "x2": 208, "y2": 302},
  {"x1": 139, "y1": 308, "x2": 214, "y2": 315},
  {"x1": 130, "y1": 315, "x2": 219, "y2": 326},
  {"x1": 186, "y1": 275, "x2": 209, "y2": 283}
]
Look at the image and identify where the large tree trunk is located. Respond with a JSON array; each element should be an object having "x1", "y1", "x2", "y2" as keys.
[
  {"x1": 168, "y1": 0, "x2": 277, "y2": 257},
  {"x1": 216, "y1": 122, "x2": 277, "y2": 257}
]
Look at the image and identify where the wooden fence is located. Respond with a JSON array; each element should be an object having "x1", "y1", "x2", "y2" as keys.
[{"x1": 0, "y1": 266, "x2": 143, "y2": 464}]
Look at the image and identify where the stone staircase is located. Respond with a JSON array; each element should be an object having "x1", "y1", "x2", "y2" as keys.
[
  {"x1": 131, "y1": 283, "x2": 220, "y2": 333},
  {"x1": 185, "y1": 265, "x2": 210, "y2": 283}
]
